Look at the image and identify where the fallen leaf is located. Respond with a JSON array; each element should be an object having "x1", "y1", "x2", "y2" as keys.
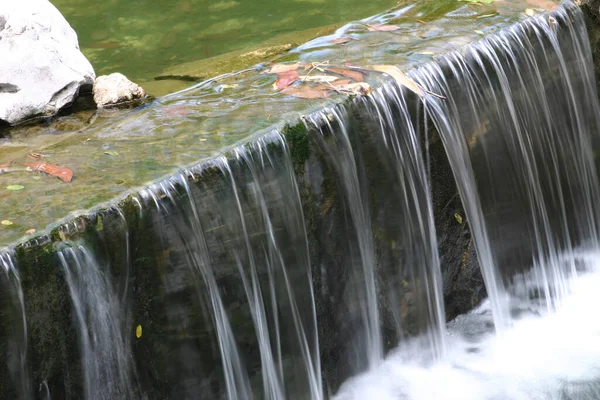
[
  {"x1": 526, "y1": 0, "x2": 558, "y2": 10},
  {"x1": 104, "y1": 151, "x2": 119, "y2": 156},
  {"x1": 474, "y1": 30, "x2": 485, "y2": 35},
  {"x1": 331, "y1": 82, "x2": 372, "y2": 96},
  {"x1": 371, "y1": 65, "x2": 425, "y2": 96},
  {"x1": 162, "y1": 105, "x2": 193, "y2": 117},
  {"x1": 32, "y1": 176, "x2": 41, "y2": 180},
  {"x1": 136, "y1": 325, "x2": 143, "y2": 338},
  {"x1": 25, "y1": 229, "x2": 35, "y2": 235},
  {"x1": 281, "y1": 86, "x2": 329, "y2": 99},
  {"x1": 367, "y1": 24, "x2": 401, "y2": 32},
  {"x1": 1, "y1": 220, "x2": 13, "y2": 226},
  {"x1": 299, "y1": 75, "x2": 339, "y2": 83},
  {"x1": 325, "y1": 67, "x2": 364, "y2": 82},
  {"x1": 525, "y1": 8, "x2": 536, "y2": 16},
  {"x1": 454, "y1": 213, "x2": 463, "y2": 224},
  {"x1": 6, "y1": 185, "x2": 24, "y2": 191},
  {"x1": 332, "y1": 37, "x2": 352, "y2": 45},
  {"x1": 24, "y1": 162, "x2": 74, "y2": 183},
  {"x1": 220, "y1": 84, "x2": 239, "y2": 89},
  {"x1": 265, "y1": 62, "x2": 302, "y2": 74},
  {"x1": 27, "y1": 153, "x2": 43, "y2": 160},
  {"x1": 273, "y1": 70, "x2": 299, "y2": 90},
  {"x1": 419, "y1": 51, "x2": 435, "y2": 56}
]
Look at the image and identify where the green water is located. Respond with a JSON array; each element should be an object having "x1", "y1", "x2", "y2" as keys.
[{"x1": 52, "y1": 0, "x2": 397, "y2": 84}]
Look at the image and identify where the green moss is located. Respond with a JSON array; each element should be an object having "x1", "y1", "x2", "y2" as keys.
[{"x1": 283, "y1": 122, "x2": 310, "y2": 170}]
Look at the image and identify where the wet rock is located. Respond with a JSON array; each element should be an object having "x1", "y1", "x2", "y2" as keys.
[
  {"x1": 93, "y1": 73, "x2": 146, "y2": 107},
  {"x1": 0, "y1": 0, "x2": 95, "y2": 125}
]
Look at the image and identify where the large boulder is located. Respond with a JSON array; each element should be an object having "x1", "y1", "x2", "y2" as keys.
[{"x1": 0, "y1": 0, "x2": 95, "y2": 125}]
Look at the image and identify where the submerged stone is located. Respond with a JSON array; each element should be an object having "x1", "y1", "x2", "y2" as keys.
[
  {"x1": 93, "y1": 73, "x2": 146, "y2": 108},
  {"x1": 0, "y1": 0, "x2": 95, "y2": 125}
]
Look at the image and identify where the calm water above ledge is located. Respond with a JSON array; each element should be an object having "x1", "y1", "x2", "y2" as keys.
[
  {"x1": 52, "y1": 0, "x2": 396, "y2": 84},
  {"x1": 0, "y1": 0, "x2": 556, "y2": 247}
]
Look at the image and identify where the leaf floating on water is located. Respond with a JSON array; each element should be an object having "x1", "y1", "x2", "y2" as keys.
[
  {"x1": 525, "y1": 0, "x2": 558, "y2": 11},
  {"x1": 25, "y1": 229, "x2": 35, "y2": 235},
  {"x1": 325, "y1": 67, "x2": 364, "y2": 82},
  {"x1": 454, "y1": 213, "x2": 463, "y2": 224},
  {"x1": 136, "y1": 325, "x2": 143, "y2": 339},
  {"x1": 24, "y1": 162, "x2": 74, "y2": 183},
  {"x1": 281, "y1": 86, "x2": 328, "y2": 99},
  {"x1": 367, "y1": 24, "x2": 401, "y2": 32},
  {"x1": 332, "y1": 37, "x2": 352, "y2": 45},
  {"x1": 104, "y1": 151, "x2": 119, "y2": 156},
  {"x1": 331, "y1": 82, "x2": 372, "y2": 96},
  {"x1": 474, "y1": 30, "x2": 485, "y2": 35},
  {"x1": 419, "y1": 51, "x2": 435, "y2": 56},
  {"x1": 525, "y1": 8, "x2": 536, "y2": 16},
  {"x1": 27, "y1": 153, "x2": 43, "y2": 160},
  {"x1": 1, "y1": 220, "x2": 13, "y2": 226},
  {"x1": 265, "y1": 62, "x2": 302, "y2": 74},
  {"x1": 32, "y1": 176, "x2": 41, "y2": 180},
  {"x1": 371, "y1": 65, "x2": 425, "y2": 96},
  {"x1": 162, "y1": 105, "x2": 193, "y2": 117},
  {"x1": 273, "y1": 70, "x2": 299, "y2": 90},
  {"x1": 6, "y1": 184, "x2": 24, "y2": 191},
  {"x1": 299, "y1": 75, "x2": 339, "y2": 83}
]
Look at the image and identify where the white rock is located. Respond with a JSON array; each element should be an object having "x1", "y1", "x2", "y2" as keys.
[
  {"x1": 93, "y1": 73, "x2": 146, "y2": 107},
  {"x1": 0, "y1": 0, "x2": 95, "y2": 125}
]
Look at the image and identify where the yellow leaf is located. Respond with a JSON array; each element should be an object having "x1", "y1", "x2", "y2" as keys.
[
  {"x1": 1, "y1": 220, "x2": 13, "y2": 226},
  {"x1": 454, "y1": 213, "x2": 463, "y2": 224},
  {"x1": 25, "y1": 229, "x2": 36, "y2": 235},
  {"x1": 371, "y1": 65, "x2": 425, "y2": 96},
  {"x1": 525, "y1": 8, "x2": 535, "y2": 16},
  {"x1": 136, "y1": 324, "x2": 142, "y2": 338}
]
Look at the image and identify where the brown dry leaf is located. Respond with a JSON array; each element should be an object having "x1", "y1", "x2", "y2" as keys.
[
  {"x1": 163, "y1": 105, "x2": 193, "y2": 117},
  {"x1": 281, "y1": 86, "x2": 329, "y2": 99},
  {"x1": 273, "y1": 70, "x2": 299, "y2": 90},
  {"x1": 332, "y1": 37, "x2": 352, "y2": 45},
  {"x1": 367, "y1": 24, "x2": 401, "y2": 32},
  {"x1": 265, "y1": 62, "x2": 302, "y2": 74},
  {"x1": 525, "y1": 0, "x2": 558, "y2": 10},
  {"x1": 332, "y1": 82, "x2": 372, "y2": 96},
  {"x1": 24, "y1": 162, "x2": 74, "y2": 183},
  {"x1": 25, "y1": 229, "x2": 36, "y2": 235},
  {"x1": 371, "y1": 65, "x2": 425, "y2": 96},
  {"x1": 325, "y1": 67, "x2": 364, "y2": 82},
  {"x1": 299, "y1": 75, "x2": 339, "y2": 83}
]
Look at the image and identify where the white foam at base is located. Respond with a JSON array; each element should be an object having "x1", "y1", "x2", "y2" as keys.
[{"x1": 334, "y1": 252, "x2": 600, "y2": 400}]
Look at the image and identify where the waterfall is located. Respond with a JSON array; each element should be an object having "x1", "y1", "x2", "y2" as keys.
[
  {"x1": 0, "y1": 252, "x2": 31, "y2": 399},
  {"x1": 5, "y1": 2, "x2": 600, "y2": 400},
  {"x1": 414, "y1": 1, "x2": 600, "y2": 328}
]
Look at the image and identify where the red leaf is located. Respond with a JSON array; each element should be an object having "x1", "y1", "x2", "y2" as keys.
[
  {"x1": 325, "y1": 67, "x2": 364, "y2": 82},
  {"x1": 281, "y1": 86, "x2": 328, "y2": 99},
  {"x1": 24, "y1": 162, "x2": 74, "y2": 183},
  {"x1": 367, "y1": 24, "x2": 400, "y2": 32},
  {"x1": 274, "y1": 70, "x2": 299, "y2": 91}
]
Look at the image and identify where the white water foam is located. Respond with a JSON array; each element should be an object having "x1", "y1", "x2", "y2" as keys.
[{"x1": 334, "y1": 252, "x2": 600, "y2": 400}]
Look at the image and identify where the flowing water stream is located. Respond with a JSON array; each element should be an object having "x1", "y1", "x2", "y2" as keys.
[{"x1": 3, "y1": 1, "x2": 600, "y2": 399}]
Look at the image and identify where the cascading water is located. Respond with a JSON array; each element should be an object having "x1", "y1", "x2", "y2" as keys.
[
  {"x1": 5, "y1": 2, "x2": 600, "y2": 400},
  {"x1": 0, "y1": 252, "x2": 30, "y2": 399},
  {"x1": 57, "y1": 244, "x2": 138, "y2": 400},
  {"x1": 414, "y1": 2, "x2": 600, "y2": 324},
  {"x1": 335, "y1": 2, "x2": 600, "y2": 399}
]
